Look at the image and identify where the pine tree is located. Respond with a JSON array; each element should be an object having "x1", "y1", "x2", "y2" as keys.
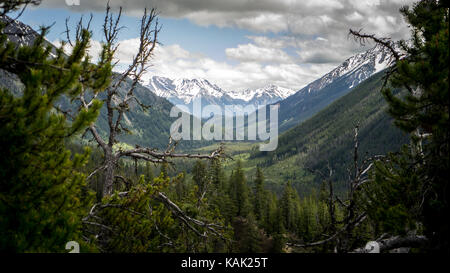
[
  {"x1": 271, "y1": 205, "x2": 286, "y2": 253},
  {"x1": 210, "y1": 159, "x2": 225, "y2": 191},
  {"x1": 145, "y1": 162, "x2": 154, "y2": 183},
  {"x1": 280, "y1": 181, "x2": 300, "y2": 232},
  {"x1": 174, "y1": 171, "x2": 187, "y2": 201},
  {"x1": 0, "y1": 17, "x2": 111, "y2": 252},
  {"x1": 253, "y1": 167, "x2": 265, "y2": 223},
  {"x1": 264, "y1": 192, "x2": 278, "y2": 235},
  {"x1": 355, "y1": 0, "x2": 449, "y2": 252},
  {"x1": 160, "y1": 162, "x2": 169, "y2": 179},
  {"x1": 228, "y1": 161, "x2": 251, "y2": 217},
  {"x1": 192, "y1": 160, "x2": 208, "y2": 199}
]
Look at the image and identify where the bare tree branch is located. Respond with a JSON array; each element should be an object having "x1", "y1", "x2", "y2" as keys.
[
  {"x1": 348, "y1": 29, "x2": 401, "y2": 62},
  {"x1": 348, "y1": 28, "x2": 415, "y2": 95},
  {"x1": 0, "y1": 0, "x2": 41, "y2": 21}
]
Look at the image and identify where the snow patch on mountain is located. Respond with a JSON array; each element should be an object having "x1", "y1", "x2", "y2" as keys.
[
  {"x1": 146, "y1": 76, "x2": 295, "y2": 107},
  {"x1": 305, "y1": 46, "x2": 391, "y2": 92},
  {"x1": 228, "y1": 85, "x2": 295, "y2": 102}
]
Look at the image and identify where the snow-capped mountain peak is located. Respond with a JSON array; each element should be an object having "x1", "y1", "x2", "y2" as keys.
[
  {"x1": 227, "y1": 85, "x2": 295, "y2": 102},
  {"x1": 305, "y1": 45, "x2": 392, "y2": 93},
  {"x1": 277, "y1": 45, "x2": 395, "y2": 131},
  {"x1": 148, "y1": 76, "x2": 227, "y2": 104},
  {"x1": 254, "y1": 85, "x2": 296, "y2": 100},
  {"x1": 146, "y1": 76, "x2": 294, "y2": 109}
]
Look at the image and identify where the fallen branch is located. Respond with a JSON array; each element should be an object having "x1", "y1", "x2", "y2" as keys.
[{"x1": 352, "y1": 234, "x2": 429, "y2": 253}]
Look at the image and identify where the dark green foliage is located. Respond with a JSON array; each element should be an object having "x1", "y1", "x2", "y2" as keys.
[
  {"x1": 192, "y1": 160, "x2": 208, "y2": 199},
  {"x1": 232, "y1": 215, "x2": 264, "y2": 253},
  {"x1": 362, "y1": 147, "x2": 423, "y2": 235},
  {"x1": 0, "y1": 21, "x2": 109, "y2": 252},
  {"x1": 210, "y1": 159, "x2": 225, "y2": 190},
  {"x1": 263, "y1": 192, "x2": 279, "y2": 234},
  {"x1": 253, "y1": 167, "x2": 265, "y2": 222},
  {"x1": 279, "y1": 181, "x2": 300, "y2": 232},
  {"x1": 90, "y1": 176, "x2": 166, "y2": 252},
  {"x1": 228, "y1": 161, "x2": 252, "y2": 218},
  {"x1": 365, "y1": 0, "x2": 449, "y2": 252},
  {"x1": 2, "y1": 0, "x2": 446, "y2": 254},
  {"x1": 83, "y1": 167, "x2": 233, "y2": 253}
]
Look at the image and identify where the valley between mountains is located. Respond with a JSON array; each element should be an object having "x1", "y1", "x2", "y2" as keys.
[
  {"x1": 0, "y1": 15, "x2": 406, "y2": 196},
  {"x1": 5, "y1": 1, "x2": 444, "y2": 254}
]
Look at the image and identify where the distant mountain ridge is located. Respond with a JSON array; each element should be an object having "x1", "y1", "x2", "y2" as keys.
[
  {"x1": 146, "y1": 76, "x2": 295, "y2": 116},
  {"x1": 229, "y1": 84, "x2": 295, "y2": 104},
  {"x1": 147, "y1": 45, "x2": 392, "y2": 122}
]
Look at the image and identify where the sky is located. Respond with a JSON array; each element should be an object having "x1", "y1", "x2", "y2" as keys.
[{"x1": 14, "y1": 0, "x2": 416, "y2": 92}]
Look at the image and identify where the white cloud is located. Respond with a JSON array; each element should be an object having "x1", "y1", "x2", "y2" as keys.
[
  {"x1": 246, "y1": 36, "x2": 290, "y2": 49},
  {"x1": 233, "y1": 13, "x2": 288, "y2": 33},
  {"x1": 225, "y1": 43, "x2": 292, "y2": 64},
  {"x1": 41, "y1": 0, "x2": 415, "y2": 39},
  {"x1": 345, "y1": 11, "x2": 364, "y2": 22},
  {"x1": 134, "y1": 42, "x2": 330, "y2": 92},
  {"x1": 60, "y1": 35, "x2": 329, "y2": 92},
  {"x1": 43, "y1": 0, "x2": 417, "y2": 92}
]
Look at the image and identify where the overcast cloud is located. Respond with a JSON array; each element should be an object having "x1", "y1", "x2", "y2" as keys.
[{"x1": 43, "y1": 0, "x2": 416, "y2": 91}]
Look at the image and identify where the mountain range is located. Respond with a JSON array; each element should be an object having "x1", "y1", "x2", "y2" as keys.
[
  {"x1": 2, "y1": 16, "x2": 400, "y2": 159},
  {"x1": 146, "y1": 76, "x2": 295, "y2": 117},
  {"x1": 196, "y1": 70, "x2": 408, "y2": 196},
  {"x1": 146, "y1": 45, "x2": 392, "y2": 128}
]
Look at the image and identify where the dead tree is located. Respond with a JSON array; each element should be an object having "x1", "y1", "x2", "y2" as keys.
[
  {"x1": 288, "y1": 123, "x2": 430, "y2": 253},
  {"x1": 346, "y1": 29, "x2": 432, "y2": 252},
  {"x1": 73, "y1": 5, "x2": 225, "y2": 197},
  {"x1": 65, "y1": 4, "x2": 227, "y2": 248},
  {"x1": 288, "y1": 126, "x2": 385, "y2": 252},
  {"x1": 287, "y1": 29, "x2": 434, "y2": 253}
]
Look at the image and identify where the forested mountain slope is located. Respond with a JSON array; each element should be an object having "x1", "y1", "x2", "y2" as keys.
[
  {"x1": 276, "y1": 46, "x2": 391, "y2": 132},
  {"x1": 246, "y1": 70, "x2": 409, "y2": 195}
]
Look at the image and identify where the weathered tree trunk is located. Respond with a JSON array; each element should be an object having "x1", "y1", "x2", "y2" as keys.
[
  {"x1": 103, "y1": 149, "x2": 115, "y2": 197},
  {"x1": 352, "y1": 235, "x2": 429, "y2": 253}
]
